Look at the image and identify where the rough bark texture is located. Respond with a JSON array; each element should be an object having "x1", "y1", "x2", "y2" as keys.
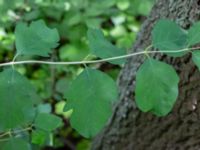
[{"x1": 92, "y1": 0, "x2": 200, "y2": 150}]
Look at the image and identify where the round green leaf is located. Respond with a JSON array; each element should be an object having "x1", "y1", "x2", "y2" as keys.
[
  {"x1": 135, "y1": 58, "x2": 179, "y2": 116},
  {"x1": 64, "y1": 68, "x2": 118, "y2": 138},
  {"x1": 152, "y1": 19, "x2": 188, "y2": 57},
  {"x1": 0, "y1": 69, "x2": 41, "y2": 130}
]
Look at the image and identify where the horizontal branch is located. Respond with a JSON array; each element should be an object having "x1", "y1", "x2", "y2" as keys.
[{"x1": 0, "y1": 47, "x2": 199, "y2": 67}]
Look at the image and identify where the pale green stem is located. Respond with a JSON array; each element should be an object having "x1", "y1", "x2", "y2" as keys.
[{"x1": 0, "y1": 46, "x2": 199, "y2": 67}]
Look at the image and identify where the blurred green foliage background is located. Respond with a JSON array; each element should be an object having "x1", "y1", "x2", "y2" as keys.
[{"x1": 0, "y1": 0, "x2": 154, "y2": 149}]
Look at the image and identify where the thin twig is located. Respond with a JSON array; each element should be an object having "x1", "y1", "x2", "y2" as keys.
[
  {"x1": 0, "y1": 131, "x2": 10, "y2": 138},
  {"x1": 13, "y1": 127, "x2": 32, "y2": 134},
  {"x1": 0, "y1": 126, "x2": 32, "y2": 139},
  {"x1": 0, "y1": 46, "x2": 199, "y2": 67}
]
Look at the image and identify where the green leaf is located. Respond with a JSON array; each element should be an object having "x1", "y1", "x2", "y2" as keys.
[
  {"x1": 64, "y1": 68, "x2": 118, "y2": 138},
  {"x1": 87, "y1": 28, "x2": 126, "y2": 65},
  {"x1": 0, "y1": 0, "x2": 23, "y2": 16},
  {"x1": 31, "y1": 129, "x2": 49, "y2": 145},
  {"x1": 188, "y1": 22, "x2": 200, "y2": 46},
  {"x1": 56, "y1": 78, "x2": 69, "y2": 95},
  {"x1": 1, "y1": 138, "x2": 31, "y2": 150},
  {"x1": 37, "y1": 104, "x2": 52, "y2": 114},
  {"x1": 15, "y1": 20, "x2": 59, "y2": 57},
  {"x1": 0, "y1": 69, "x2": 41, "y2": 130},
  {"x1": 135, "y1": 58, "x2": 179, "y2": 116},
  {"x1": 85, "y1": 0, "x2": 116, "y2": 17},
  {"x1": 59, "y1": 43, "x2": 89, "y2": 61},
  {"x1": 192, "y1": 50, "x2": 200, "y2": 70},
  {"x1": 55, "y1": 101, "x2": 73, "y2": 118},
  {"x1": 152, "y1": 19, "x2": 188, "y2": 57},
  {"x1": 34, "y1": 113, "x2": 62, "y2": 131}
]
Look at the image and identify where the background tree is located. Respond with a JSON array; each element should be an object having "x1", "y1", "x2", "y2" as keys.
[{"x1": 92, "y1": 0, "x2": 200, "y2": 150}]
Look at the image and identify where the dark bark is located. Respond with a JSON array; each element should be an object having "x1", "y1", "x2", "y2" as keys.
[{"x1": 92, "y1": 0, "x2": 200, "y2": 150}]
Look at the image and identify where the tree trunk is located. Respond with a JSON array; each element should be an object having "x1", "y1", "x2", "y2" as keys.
[{"x1": 92, "y1": 0, "x2": 200, "y2": 150}]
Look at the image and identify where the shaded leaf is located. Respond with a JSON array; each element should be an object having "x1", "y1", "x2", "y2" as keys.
[
  {"x1": 37, "y1": 104, "x2": 52, "y2": 114},
  {"x1": 135, "y1": 58, "x2": 179, "y2": 116},
  {"x1": 192, "y1": 50, "x2": 200, "y2": 70},
  {"x1": 0, "y1": 69, "x2": 41, "y2": 130},
  {"x1": 188, "y1": 22, "x2": 200, "y2": 46},
  {"x1": 152, "y1": 19, "x2": 188, "y2": 57},
  {"x1": 31, "y1": 129, "x2": 49, "y2": 146},
  {"x1": 87, "y1": 28, "x2": 126, "y2": 65},
  {"x1": 64, "y1": 68, "x2": 118, "y2": 138},
  {"x1": 15, "y1": 20, "x2": 59, "y2": 57},
  {"x1": 1, "y1": 138, "x2": 31, "y2": 150},
  {"x1": 34, "y1": 113, "x2": 62, "y2": 132}
]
